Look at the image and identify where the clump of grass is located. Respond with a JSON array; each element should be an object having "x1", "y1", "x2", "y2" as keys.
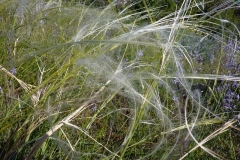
[{"x1": 0, "y1": 0, "x2": 239, "y2": 159}]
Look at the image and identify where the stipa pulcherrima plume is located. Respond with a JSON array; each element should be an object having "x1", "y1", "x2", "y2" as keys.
[{"x1": 77, "y1": 54, "x2": 183, "y2": 158}]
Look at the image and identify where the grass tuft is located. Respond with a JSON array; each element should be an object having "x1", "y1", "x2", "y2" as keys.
[{"x1": 0, "y1": 0, "x2": 239, "y2": 159}]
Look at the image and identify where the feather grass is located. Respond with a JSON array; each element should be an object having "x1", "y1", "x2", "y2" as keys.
[{"x1": 0, "y1": 0, "x2": 239, "y2": 159}]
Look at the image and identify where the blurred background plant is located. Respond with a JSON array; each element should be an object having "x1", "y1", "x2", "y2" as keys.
[{"x1": 0, "y1": 0, "x2": 239, "y2": 159}]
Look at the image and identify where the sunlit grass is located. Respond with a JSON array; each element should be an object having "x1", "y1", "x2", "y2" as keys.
[{"x1": 0, "y1": 0, "x2": 239, "y2": 159}]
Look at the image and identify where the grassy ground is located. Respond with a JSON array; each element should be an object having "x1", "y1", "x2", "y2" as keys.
[{"x1": 0, "y1": 0, "x2": 239, "y2": 159}]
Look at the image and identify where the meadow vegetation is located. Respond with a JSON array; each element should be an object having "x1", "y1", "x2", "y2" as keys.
[{"x1": 0, "y1": 0, "x2": 239, "y2": 159}]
